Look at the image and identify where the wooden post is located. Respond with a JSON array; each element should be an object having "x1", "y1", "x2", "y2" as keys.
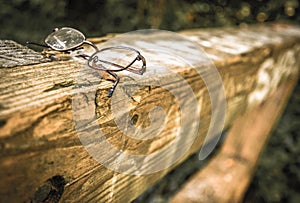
[
  {"x1": 0, "y1": 23, "x2": 300, "y2": 203},
  {"x1": 169, "y1": 76, "x2": 298, "y2": 203}
]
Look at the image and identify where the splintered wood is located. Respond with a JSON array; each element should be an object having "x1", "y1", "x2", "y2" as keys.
[{"x1": 0, "y1": 23, "x2": 300, "y2": 203}]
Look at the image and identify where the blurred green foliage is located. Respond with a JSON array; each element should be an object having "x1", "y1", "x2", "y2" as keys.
[{"x1": 0, "y1": 0, "x2": 299, "y2": 43}]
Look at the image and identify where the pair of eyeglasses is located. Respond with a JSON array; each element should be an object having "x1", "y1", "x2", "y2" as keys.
[{"x1": 27, "y1": 27, "x2": 146, "y2": 97}]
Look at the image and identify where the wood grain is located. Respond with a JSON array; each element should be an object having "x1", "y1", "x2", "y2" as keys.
[
  {"x1": 0, "y1": 23, "x2": 300, "y2": 203},
  {"x1": 0, "y1": 40, "x2": 50, "y2": 68}
]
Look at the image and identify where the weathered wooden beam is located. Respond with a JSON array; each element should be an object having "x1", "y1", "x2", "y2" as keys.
[{"x1": 0, "y1": 23, "x2": 300, "y2": 203}]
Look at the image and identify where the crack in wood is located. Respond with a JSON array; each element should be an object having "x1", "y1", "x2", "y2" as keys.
[{"x1": 43, "y1": 80, "x2": 74, "y2": 92}]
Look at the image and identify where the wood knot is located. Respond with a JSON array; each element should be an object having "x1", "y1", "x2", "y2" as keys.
[{"x1": 31, "y1": 175, "x2": 65, "y2": 203}]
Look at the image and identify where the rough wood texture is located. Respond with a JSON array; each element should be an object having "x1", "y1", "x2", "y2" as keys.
[
  {"x1": 0, "y1": 40, "x2": 50, "y2": 68},
  {"x1": 0, "y1": 23, "x2": 300, "y2": 203},
  {"x1": 169, "y1": 76, "x2": 298, "y2": 203}
]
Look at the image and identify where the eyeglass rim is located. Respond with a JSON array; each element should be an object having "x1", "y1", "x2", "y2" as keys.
[
  {"x1": 44, "y1": 27, "x2": 99, "y2": 52},
  {"x1": 87, "y1": 46, "x2": 146, "y2": 74}
]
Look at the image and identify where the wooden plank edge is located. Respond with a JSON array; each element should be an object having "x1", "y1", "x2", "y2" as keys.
[{"x1": 169, "y1": 75, "x2": 299, "y2": 203}]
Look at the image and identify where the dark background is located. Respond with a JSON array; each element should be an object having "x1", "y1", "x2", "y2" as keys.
[
  {"x1": 1, "y1": 0, "x2": 299, "y2": 43},
  {"x1": 1, "y1": 0, "x2": 299, "y2": 202}
]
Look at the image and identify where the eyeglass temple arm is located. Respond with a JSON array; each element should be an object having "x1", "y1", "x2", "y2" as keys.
[
  {"x1": 106, "y1": 70, "x2": 120, "y2": 97},
  {"x1": 26, "y1": 41, "x2": 50, "y2": 48},
  {"x1": 82, "y1": 40, "x2": 99, "y2": 52}
]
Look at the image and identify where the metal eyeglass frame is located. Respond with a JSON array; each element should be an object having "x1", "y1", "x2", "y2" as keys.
[{"x1": 27, "y1": 27, "x2": 146, "y2": 97}]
